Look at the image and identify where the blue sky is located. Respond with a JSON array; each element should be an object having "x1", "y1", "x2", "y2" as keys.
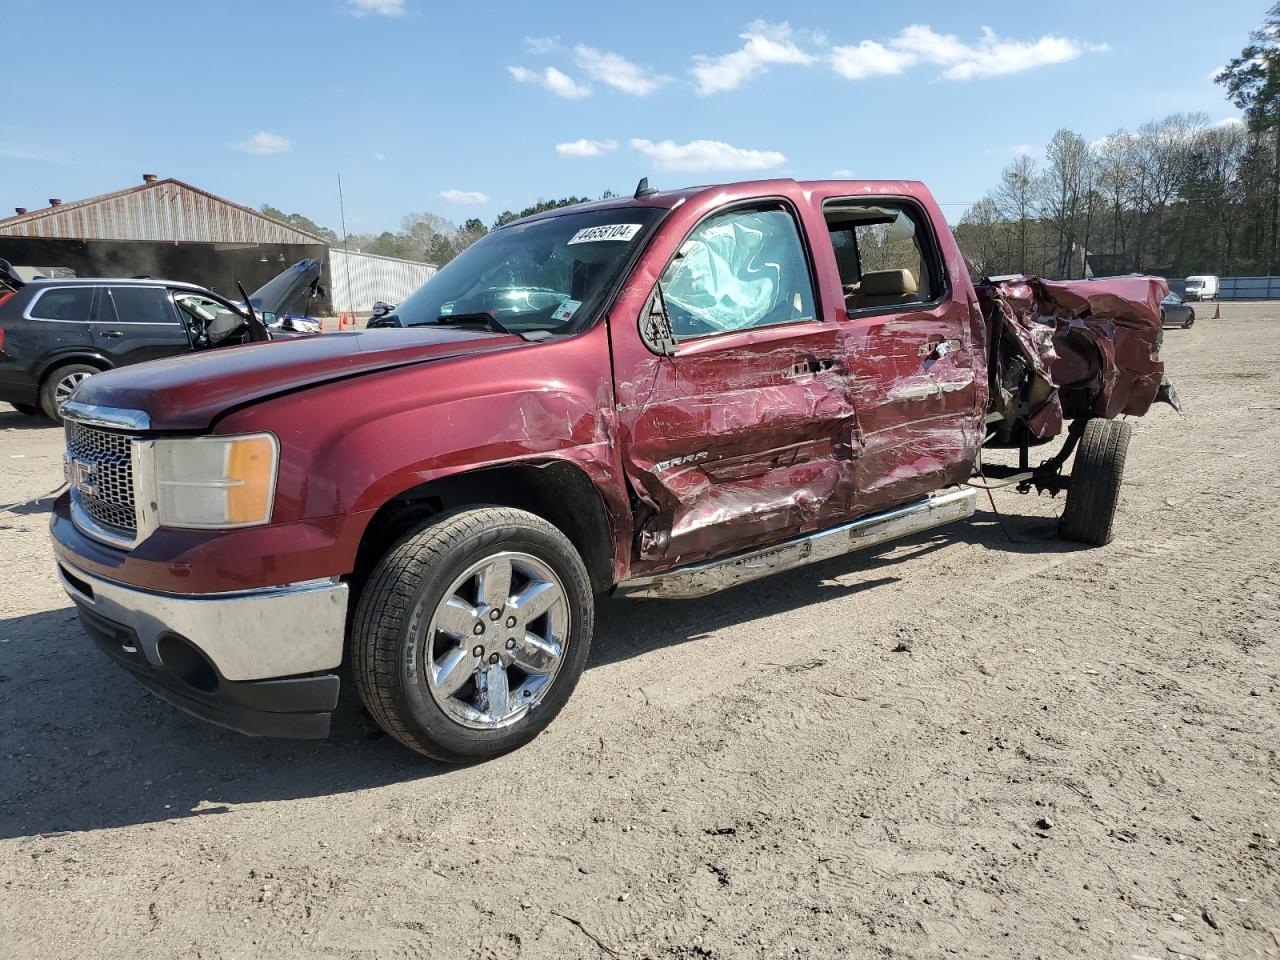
[{"x1": 0, "y1": 0, "x2": 1262, "y2": 233}]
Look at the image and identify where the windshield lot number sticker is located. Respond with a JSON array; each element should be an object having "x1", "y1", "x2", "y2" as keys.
[
  {"x1": 551, "y1": 299, "x2": 582, "y2": 322},
  {"x1": 567, "y1": 223, "x2": 642, "y2": 244}
]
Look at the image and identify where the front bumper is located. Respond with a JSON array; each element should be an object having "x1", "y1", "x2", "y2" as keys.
[{"x1": 56, "y1": 559, "x2": 349, "y2": 738}]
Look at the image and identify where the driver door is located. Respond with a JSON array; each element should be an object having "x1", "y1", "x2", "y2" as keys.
[{"x1": 611, "y1": 202, "x2": 857, "y2": 570}]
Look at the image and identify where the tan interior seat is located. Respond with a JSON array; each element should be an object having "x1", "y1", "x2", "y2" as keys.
[{"x1": 846, "y1": 268, "x2": 919, "y2": 310}]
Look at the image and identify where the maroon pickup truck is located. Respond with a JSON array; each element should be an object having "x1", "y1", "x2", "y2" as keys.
[{"x1": 49, "y1": 178, "x2": 1177, "y2": 762}]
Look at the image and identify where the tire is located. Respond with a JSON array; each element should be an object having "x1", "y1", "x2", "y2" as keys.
[
  {"x1": 1059, "y1": 418, "x2": 1133, "y2": 546},
  {"x1": 1159, "y1": 309, "x2": 1167, "y2": 326},
  {"x1": 39, "y1": 363, "x2": 98, "y2": 423},
  {"x1": 351, "y1": 506, "x2": 594, "y2": 762},
  {"x1": 11, "y1": 403, "x2": 40, "y2": 417},
  {"x1": 1183, "y1": 311, "x2": 1195, "y2": 329}
]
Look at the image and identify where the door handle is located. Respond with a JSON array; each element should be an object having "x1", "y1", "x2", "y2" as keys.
[
  {"x1": 100, "y1": 330, "x2": 125, "y2": 338},
  {"x1": 785, "y1": 358, "x2": 837, "y2": 377},
  {"x1": 920, "y1": 339, "x2": 960, "y2": 370}
]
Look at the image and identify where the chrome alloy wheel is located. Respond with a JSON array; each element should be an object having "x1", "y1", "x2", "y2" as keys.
[
  {"x1": 54, "y1": 370, "x2": 93, "y2": 407},
  {"x1": 423, "y1": 551, "x2": 568, "y2": 729}
]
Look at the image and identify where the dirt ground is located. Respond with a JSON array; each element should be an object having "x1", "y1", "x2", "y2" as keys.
[{"x1": 1, "y1": 303, "x2": 1277, "y2": 960}]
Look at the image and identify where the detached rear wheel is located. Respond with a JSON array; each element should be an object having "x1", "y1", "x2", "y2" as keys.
[
  {"x1": 1059, "y1": 418, "x2": 1133, "y2": 546},
  {"x1": 351, "y1": 507, "x2": 593, "y2": 762}
]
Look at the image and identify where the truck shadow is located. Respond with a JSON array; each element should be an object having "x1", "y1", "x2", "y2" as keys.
[
  {"x1": 0, "y1": 506, "x2": 1079, "y2": 840},
  {"x1": 589, "y1": 505, "x2": 1079, "y2": 668}
]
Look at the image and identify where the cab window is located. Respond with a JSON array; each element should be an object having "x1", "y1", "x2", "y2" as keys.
[
  {"x1": 659, "y1": 205, "x2": 816, "y2": 341},
  {"x1": 823, "y1": 201, "x2": 944, "y2": 313}
]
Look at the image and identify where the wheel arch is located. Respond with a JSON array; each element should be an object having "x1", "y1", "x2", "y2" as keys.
[
  {"x1": 36, "y1": 351, "x2": 114, "y2": 385},
  {"x1": 350, "y1": 459, "x2": 618, "y2": 606}
]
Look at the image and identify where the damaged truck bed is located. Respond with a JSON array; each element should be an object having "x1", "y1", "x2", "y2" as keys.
[{"x1": 49, "y1": 177, "x2": 1177, "y2": 761}]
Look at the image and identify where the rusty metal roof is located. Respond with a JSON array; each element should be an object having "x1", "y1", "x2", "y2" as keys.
[{"x1": 0, "y1": 178, "x2": 327, "y2": 245}]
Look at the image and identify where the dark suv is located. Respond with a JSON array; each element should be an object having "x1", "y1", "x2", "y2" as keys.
[{"x1": 0, "y1": 260, "x2": 322, "y2": 423}]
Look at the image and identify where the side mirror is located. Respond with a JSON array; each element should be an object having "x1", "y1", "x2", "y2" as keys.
[
  {"x1": 260, "y1": 311, "x2": 279, "y2": 326},
  {"x1": 639, "y1": 285, "x2": 677, "y2": 357}
]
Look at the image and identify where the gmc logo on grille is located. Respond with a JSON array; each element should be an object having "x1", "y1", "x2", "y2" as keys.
[{"x1": 64, "y1": 457, "x2": 99, "y2": 497}]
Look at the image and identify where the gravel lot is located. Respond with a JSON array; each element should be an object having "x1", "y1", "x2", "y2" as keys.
[{"x1": 1, "y1": 303, "x2": 1277, "y2": 960}]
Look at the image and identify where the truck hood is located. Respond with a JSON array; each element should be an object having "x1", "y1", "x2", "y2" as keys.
[{"x1": 73, "y1": 327, "x2": 521, "y2": 430}]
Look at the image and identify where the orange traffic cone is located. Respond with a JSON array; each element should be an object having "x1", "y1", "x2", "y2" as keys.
[
  {"x1": 338, "y1": 311, "x2": 352, "y2": 330},
  {"x1": 1213, "y1": 301, "x2": 1221, "y2": 320}
]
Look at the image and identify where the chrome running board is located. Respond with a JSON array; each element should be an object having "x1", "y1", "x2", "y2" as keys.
[{"x1": 618, "y1": 486, "x2": 976, "y2": 599}]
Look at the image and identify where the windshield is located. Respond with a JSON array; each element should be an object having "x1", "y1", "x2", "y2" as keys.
[{"x1": 389, "y1": 207, "x2": 664, "y2": 334}]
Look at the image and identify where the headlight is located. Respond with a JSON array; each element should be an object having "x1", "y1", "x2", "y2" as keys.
[{"x1": 151, "y1": 433, "x2": 279, "y2": 529}]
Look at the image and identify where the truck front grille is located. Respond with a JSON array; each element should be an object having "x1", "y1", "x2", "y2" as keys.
[{"x1": 65, "y1": 420, "x2": 137, "y2": 540}]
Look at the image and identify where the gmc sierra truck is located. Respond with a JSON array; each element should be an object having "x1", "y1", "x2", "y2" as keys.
[{"x1": 48, "y1": 178, "x2": 1177, "y2": 762}]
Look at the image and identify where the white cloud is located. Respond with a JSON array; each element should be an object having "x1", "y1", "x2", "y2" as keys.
[
  {"x1": 524, "y1": 35, "x2": 561, "y2": 54},
  {"x1": 556, "y1": 138, "x2": 620, "y2": 157},
  {"x1": 629, "y1": 138, "x2": 786, "y2": 172},
  {"x1": 231, "y1": 131, "x2": 292, "y2": 155},
  {"x1": 692, "y1": 20, "x2": 815, "y2": 95},
  {"x1": 346, "y1": 0, "x2": 404, "y2": 16},
  {"x1": 1216, "y1": 116, "x2": 1246, "y2": 128},
  {"x1": 507, "y1": 64, "x2": 592, "y2": 99},
  {"x1": 440, "y1": 189, "x2": 490, "y2": 204},
  {"x1": 830, "y1": 23, "x2": 1101, "y2": 83},
  {"x1": 574, "y1": 44, "x2": 669, "y2": 96},
  {"x1": 831, "y1": 168, "x2": 854, "y2": 177},
  {"x1": 829, "y1": 40, "x2": 913, "y2": 79}
]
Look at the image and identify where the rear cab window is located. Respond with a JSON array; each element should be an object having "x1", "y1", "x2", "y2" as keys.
[
  {"x1": 821, "y1": 200, "x2": 948, "y2": 315},
  {"x1": 26, "y1": 287, "x2": 94, "y2": 322},
  {"x1": 659, "y1": 203, "x2": 817, "y2": 342}
]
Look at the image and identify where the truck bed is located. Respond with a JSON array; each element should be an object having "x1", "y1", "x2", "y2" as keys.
[{"x1": 976, "y1": 275, "x2": 1172, "y2": 444}]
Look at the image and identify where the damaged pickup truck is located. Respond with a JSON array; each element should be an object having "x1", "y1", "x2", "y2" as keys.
[{"x1": 49, "y1": 178, "x2": 1177, "y2": 761}]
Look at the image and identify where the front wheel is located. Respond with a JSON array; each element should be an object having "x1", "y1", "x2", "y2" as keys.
[
  {"x1": 1059, "y1": 419, "x2": 1133, "y2": 546},
  {"x1": 1183, "y1": 311, "x2": 1195, "y2": 329},
  {"x1": 351, "y1": 507, "x2": 594, "y2": 762}
]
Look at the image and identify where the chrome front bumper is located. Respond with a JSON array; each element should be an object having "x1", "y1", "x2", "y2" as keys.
[{"x1": 56, "y1": 561, "x2": 349, "y2": 682}]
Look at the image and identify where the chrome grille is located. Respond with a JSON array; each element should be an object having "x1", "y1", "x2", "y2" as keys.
[{"x1": 65, "y1": 420, "x2": 137, "y2": 538}]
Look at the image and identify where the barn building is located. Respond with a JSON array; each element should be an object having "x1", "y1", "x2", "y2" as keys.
[{"x1": 0, "y1": 175, "x2": 333, "y2": 312}]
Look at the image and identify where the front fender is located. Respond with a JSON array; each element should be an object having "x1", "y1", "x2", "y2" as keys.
[{"x1": 214, "y1": 322, "x2": 633, "y2": 562}]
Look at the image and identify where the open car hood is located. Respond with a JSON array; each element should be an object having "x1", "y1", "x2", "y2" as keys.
[
  {"x1": 72, "y1": 326, "x2": 523, "y2": 430},
  {"x1": 245, "y1": 259, "x2": 323, "y2": 316},
  {"x1": 0, "y1": 257, "x2": 24, "y2": 292}
]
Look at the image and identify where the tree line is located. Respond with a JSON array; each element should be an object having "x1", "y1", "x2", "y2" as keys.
[
  {"x1": 262, "y1": 193, "x2": 617, "y2": 268},
  {"x1": 956, "y1": 4, "x2": 1280, "y2": 281}
]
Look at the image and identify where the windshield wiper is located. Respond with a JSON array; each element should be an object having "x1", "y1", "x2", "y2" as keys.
[{"x1": 410, "y1": 312, "x2": 512, "y2": 335}]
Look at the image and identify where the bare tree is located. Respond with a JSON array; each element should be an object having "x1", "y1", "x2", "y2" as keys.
[
  {"x1": 1040, "y1": 129, "x2": 1093, "y2": 277},
  {"x1": 993, "y1": 154, "x2": 1039, "y2": 274}
]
